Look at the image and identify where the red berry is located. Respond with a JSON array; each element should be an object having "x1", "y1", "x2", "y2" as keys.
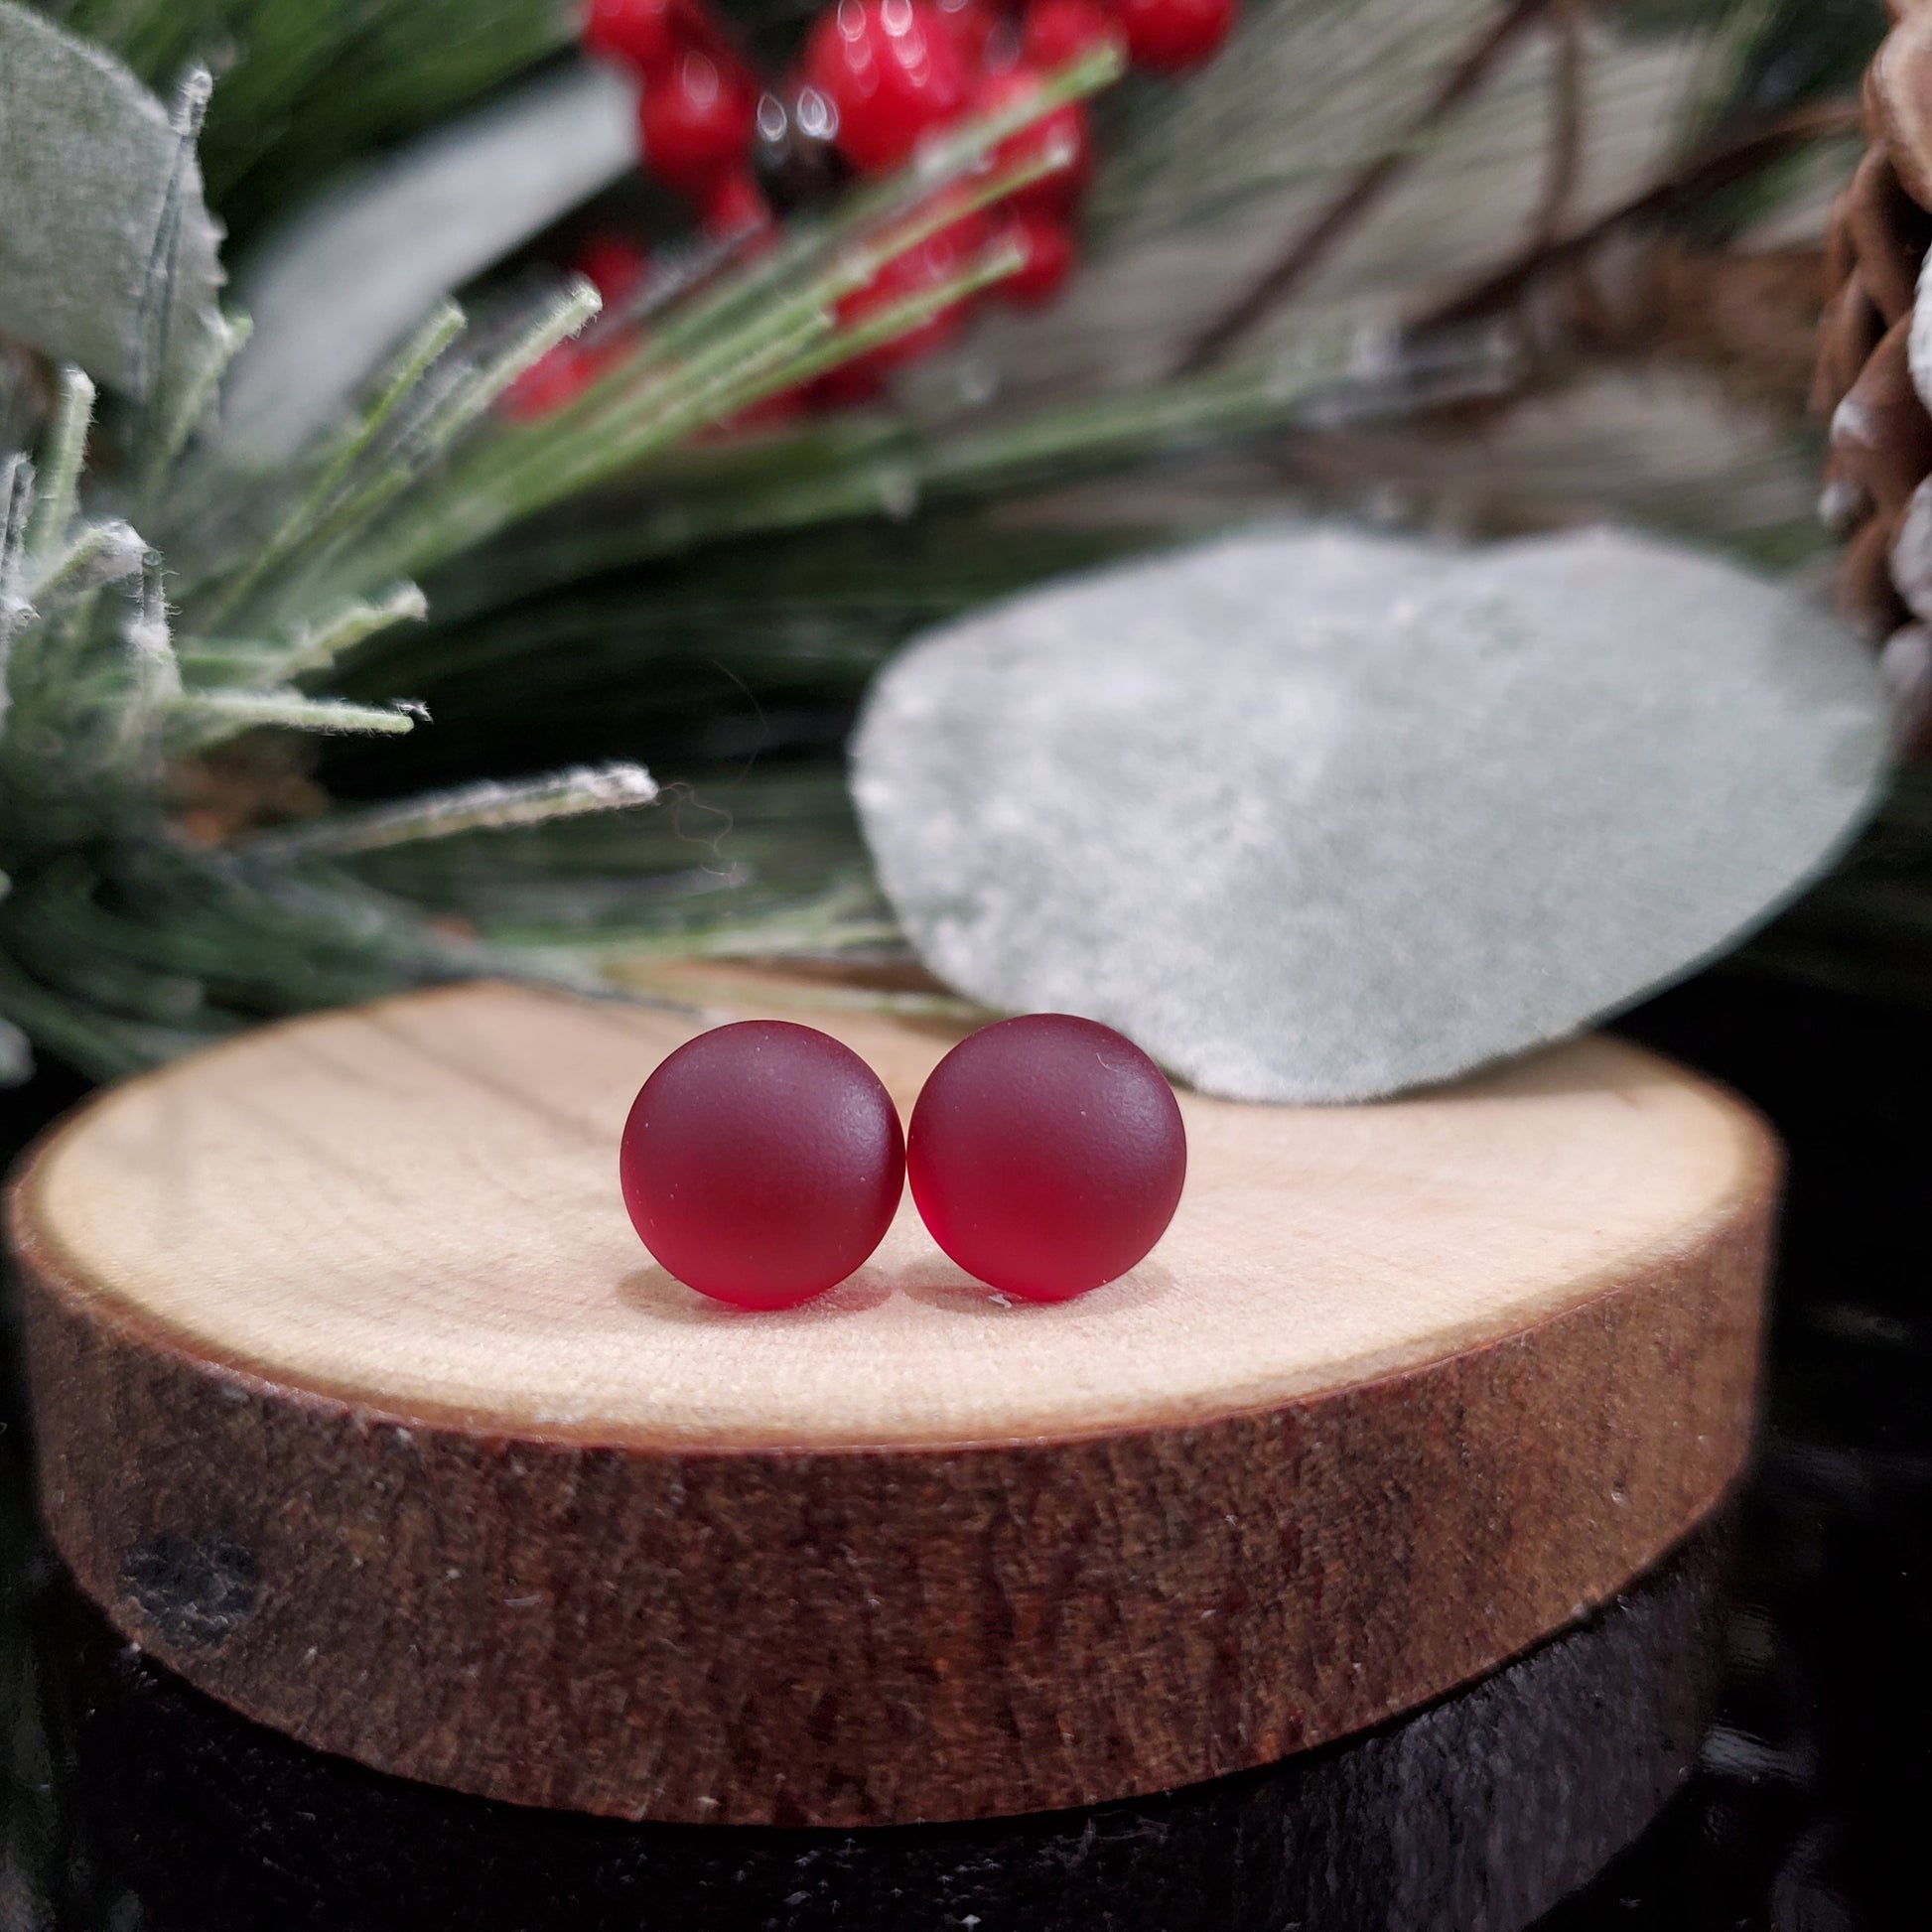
[
  {"x1": 640, "y1": 50, "x2": 756, "y2": 199},
  {"x1": 621, "y1": 1021, "x2": 904, "y2": 1309},
  {"x1": 932, "y1": 0, "x2": 1009, "y2": 71},
  {"x1": 574, "y1": 233, "x2": 650, "y2": 304},
  {"x1": 1114, "y1": 0, "x2": 1235, "y2": 73},
  {"x1": 805, "y1": 362, "x2": 888, "y2": 408},
  {"x1": 498, "y1": 344, "x2": 601, "y2": 421},
  {"x1": 1021, "y1": 0, "x2": 1121, "y2": 68},
  {"x1": 907, "y1": 1015, "x2": 1186, "y2": 1303},
  {"x1": 499, "y1": 236, "x2": 646, "y2": 418},
  {"x1": 584, "y1": 0, "x2": 680, "y2": 73},
  {"x1": 802, "y1": 0, "x2": 973, "y2": 175},
  {"x1": 700, "y1": 169, "x2": 771, "y2": 239},
  {"x1": 973, "y1": 67, "x2": 1090, "y2": 213},
  {"x1": 838, "y1": 206, "x2": 987, "y2": 372},
  {"x1": 718, "y1": 383, "x2": 809, "y2": 434},
  {"x1": 995, "y1": 209, "x2": 1074, "y2": 306}
]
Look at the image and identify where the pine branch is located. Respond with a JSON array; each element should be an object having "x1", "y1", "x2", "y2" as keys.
[
  {"x1": 190, "y1": 302, "x2": 464, "y2": 627},
  {"x1": 241, "y1": 762, "x2": 660, "y2": 864}
]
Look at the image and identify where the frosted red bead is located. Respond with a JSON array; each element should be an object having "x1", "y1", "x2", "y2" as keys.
[
  {"x1": 907, "y1": 1014, "x2": 1186, "y2": 1303},
  {"x1": 621, "y1": 1021, "x2": 904, "y2": 1309},
  {"x1": 802, "y1": 0, "x2": 973, "y2": 174},
  {"x1": 1114, "y1": 0, "x2": 1236, "y2": 74}
]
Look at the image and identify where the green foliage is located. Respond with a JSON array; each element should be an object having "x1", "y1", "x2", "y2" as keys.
[
  {"x1": 0, "y1": 21, "x2": 1378, "y2": 1078},
  {"x1": 0, "y1": 6, "x2": 229, "y2": 414},
  {"x1": 0, "y1": 0, "x2": 1912, "y2": 1082},
  {"x1": 34, "y1": 0, "x2": 573, "y2": 250}
]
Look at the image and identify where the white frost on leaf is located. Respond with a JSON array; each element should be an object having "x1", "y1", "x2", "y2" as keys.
[
  {"x1": 0, "y1": 2, "x2": 227, "y2": 406},
  {"x1": 1910, "y1": 248, "x2": 1932, "y2": 414},
  {"x1": 1879, "y1": 624, "x2": 1932, "y2": 752},
  {"x1": 852, "y1": 525, "x2": 1892, "y2": 1103},
  {"x1": 1891, "y1": 478, "x2": 1932, "y2": 626}
]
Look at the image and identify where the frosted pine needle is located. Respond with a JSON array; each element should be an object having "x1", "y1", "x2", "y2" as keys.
[{"x1": 243, "y1": 763, "x2": 662, "y2": 864}]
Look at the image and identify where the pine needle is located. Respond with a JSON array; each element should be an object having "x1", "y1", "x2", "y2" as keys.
[
  {"x1": 25, "y1": 369, "x2": 93, "y2": 559},
  {"x1": 241, "y1": 761, "x2": 660, "y2": 863},
  {"x1": 259, "y1": 582, "x2": 429, "y2": 685},
  {"x1": 28, "y1": 519, "x2": 147, "y2": 605},
  {"x1": 165, "y1": 690, "x2": 421, "y2": 752}
]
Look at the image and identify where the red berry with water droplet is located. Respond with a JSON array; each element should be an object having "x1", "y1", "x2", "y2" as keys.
[
  {"x1": 640, "y1": 50, "x2": 756, "y2": 198},
  {"x1": 932, "y1": 0, "x2": 1009, "y2": 71},
  {"x1": 907, "y1": 1015, "x2": 1186, "y2": 1303},
  {"x1": 973, "y1": 67, "x2": 1090, "y2": 213},
  {"x1": 621, "y1": 1021, "x2": 905, "y2": 1309},
  {"x1": 836, "y1": 204, "x2": 988, "y2": 376},
  {"x1": 802, "y1": 0, "x2": 974, "y2": 174},
  {"x1": 995, "y1": 209, "x2": 1075, "y2": 306}
]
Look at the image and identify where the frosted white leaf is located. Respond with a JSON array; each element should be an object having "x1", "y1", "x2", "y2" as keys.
[
  {"x1": 1892, "y1": 478, "x2": 1932, "y2": 626},
  {"x1": 220, "y1": 62, "x2": 636, "y2": 467},
  {"x1": 0, "y1": 3, "x2": 226, "y2": 404},
  {"x1": 1879, "y1": 624, "x2": 1932, "y2": 750},
  {"x1": 1911, "y1": 248, "x2": 1932, "y2": 412},
  {"x1": 852, "y1": 526, "x2": 1892, "y2": 1103}
]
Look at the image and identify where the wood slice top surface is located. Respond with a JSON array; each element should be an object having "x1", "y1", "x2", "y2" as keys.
[
  {"x1": 12, "y1": 980, "x2": 1777, "y2": 1826},
  {"x1": 26, "y1": 981, "x2": 1753, "y2": 1449}
]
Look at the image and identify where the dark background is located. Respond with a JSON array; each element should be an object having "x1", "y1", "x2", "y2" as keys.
[{"x1": 1, "y1": 965, "x2": 1926, "y2": 1929}]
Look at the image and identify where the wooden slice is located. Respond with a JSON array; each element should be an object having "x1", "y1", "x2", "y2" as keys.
[
  {"x1": 67, "y1": 1512, "x2": 1735, "y2": 1932},
  {"x1": 10, "y1": 980, "x2": 1775, "y2": 1827}
]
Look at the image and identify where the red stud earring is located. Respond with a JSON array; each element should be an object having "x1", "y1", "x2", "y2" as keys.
[
  {"x1": 906, "y1": 1014, "x2": 1186, "y2": 1303},
  {"x1": 621, "y1": 1020, "x2": 904, "y2": 1309}
]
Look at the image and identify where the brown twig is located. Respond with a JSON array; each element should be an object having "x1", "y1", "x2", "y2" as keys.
[
  {"x1": 1411, "y1": 97, "x2": 1862, "y2": 334},
  {"x1": 1528, "y1": 0, "x2": 1587, "y2": 250},
  {"x1": 1174, "y1": 0, "x2": 1563, "y2": 374}
]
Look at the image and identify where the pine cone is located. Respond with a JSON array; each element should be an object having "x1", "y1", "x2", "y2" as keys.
[{"x1": 1816, "y1": 2, "x2": 1932, "y2": 745}]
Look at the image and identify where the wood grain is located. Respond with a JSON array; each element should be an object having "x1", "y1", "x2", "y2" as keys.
[
  {"x1": 11, "y1": 980, "x2": 1776, "y2": 1825},
  {"x1": 68, "y1": 1512, "x2": 1735, "y2": 1932}
]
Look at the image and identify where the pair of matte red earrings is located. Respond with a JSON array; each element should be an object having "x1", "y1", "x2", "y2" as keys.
[{"x1": 619, "y1": 1012, "x2": 1186, "y2": 1310}]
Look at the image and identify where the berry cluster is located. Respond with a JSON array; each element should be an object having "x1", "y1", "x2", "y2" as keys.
[{"x1": 510, "y1": 0, "x2": 1237, "y2": 416}]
